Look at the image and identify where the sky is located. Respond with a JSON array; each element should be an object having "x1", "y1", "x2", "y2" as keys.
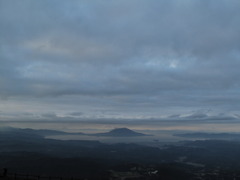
[{"x1": 1, "y1": 0, "x2": 240, "y2": 124}]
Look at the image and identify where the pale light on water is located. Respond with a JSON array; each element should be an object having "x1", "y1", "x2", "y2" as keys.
[
  {"x1": 1, "y1": 120, "x2": 240, "y2": 145},
  {"x1": 1, "y1": 120, "x2": 240, "y2": 133}
]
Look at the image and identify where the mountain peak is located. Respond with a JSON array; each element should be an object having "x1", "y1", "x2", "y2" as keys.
[
  {"x1": 110, "y1": 128, "x2": 135, "y2": 133},
  {"x1": 92, "y1": 127, "x2": 148, "y2": 137}
]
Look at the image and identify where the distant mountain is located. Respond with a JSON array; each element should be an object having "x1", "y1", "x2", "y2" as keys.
[
  {"x1": 0, "y1": 126, "x2": 149, "y2": 138},
  {"x1": 174, "y1": 132, "x2": 240, "y2": 140},
  {"x1": 0, "y1": 126, "x2": 102, "y2": 155},
  {"x1": 28, "y1": 128, "x2": 85, "y2": 136},
  {"x1": 0, "y1": 126, "x2": 84, "y2": 138},
  {"x1": 90, "y1": 128, "x2": 149, "y2": 137}
]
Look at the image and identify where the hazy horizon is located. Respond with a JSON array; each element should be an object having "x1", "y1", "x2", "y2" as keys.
[{"x1": 1, "y1": 0, "x2": 240, "y2": 134}]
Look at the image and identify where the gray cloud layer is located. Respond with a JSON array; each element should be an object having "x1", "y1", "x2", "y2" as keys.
[{"x1": 1, "y1": 0, "x2": 240, "y2": 120}]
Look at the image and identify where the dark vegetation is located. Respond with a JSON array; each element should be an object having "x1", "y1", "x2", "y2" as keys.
[{"x1": 1, "y1": 127, "x2": 240, "y2": 179}]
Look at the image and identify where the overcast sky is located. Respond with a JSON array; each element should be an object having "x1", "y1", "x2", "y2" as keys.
[{"x1": 1, "y1": 0, "x2": 240, "y2": 122}]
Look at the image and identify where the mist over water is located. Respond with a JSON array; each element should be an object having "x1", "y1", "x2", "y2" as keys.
[
  {"x1": 1, "y1": 120, "x2": 240, "y2": 144},
  {"x1": 1, "y1": 120, "x2": 240, "y2": 132}
]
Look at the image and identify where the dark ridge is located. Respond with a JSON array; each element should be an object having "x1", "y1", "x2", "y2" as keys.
[{"x1": 90, "y1": 127, "x2": 149, "y2": 137}]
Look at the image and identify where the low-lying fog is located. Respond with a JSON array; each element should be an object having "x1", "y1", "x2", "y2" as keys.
[{"x1": 2, "y1": 120, "x2": 240, "y2": 145}]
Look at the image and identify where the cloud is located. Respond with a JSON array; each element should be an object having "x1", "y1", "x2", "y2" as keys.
[
  {"x1": 68, "y1": 112, "x2": 84, "y2": 117},
  {"x1": 1, "y1": 0, "x2": 240, "y2": 119},
  {"x1": 41, "y1": 113, "x2": 58, "y2": 119}
]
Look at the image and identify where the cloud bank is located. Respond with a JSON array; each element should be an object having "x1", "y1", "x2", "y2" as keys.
[{"x1": 1, "y1": 0, "x2": 240, "y2": 120}]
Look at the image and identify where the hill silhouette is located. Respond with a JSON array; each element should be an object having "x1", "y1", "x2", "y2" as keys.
[
  {"x1": 90, "y1": 128, "x2": 148, "y2": 137},
  {"x1": 0, "y1": 126, "x2": 149, "y2": 138}
]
